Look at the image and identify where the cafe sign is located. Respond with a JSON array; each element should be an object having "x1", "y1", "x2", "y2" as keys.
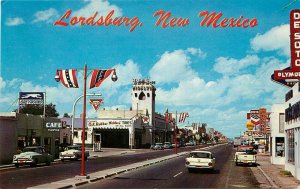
[{"x1": 46, "y1": 122, "x2": 62, "y2": 132}]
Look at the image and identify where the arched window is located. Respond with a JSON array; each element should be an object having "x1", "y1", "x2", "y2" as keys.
[{"x1": 139, "y1": 92, "x2": 146, "y2": 100}]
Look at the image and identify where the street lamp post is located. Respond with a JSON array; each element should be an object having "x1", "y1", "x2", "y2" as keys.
[
  {"x1": 71, "y1": 93, "x2": 101, "y2": 144},
  {"x1": 55, "y1": 64, "x2": 117, "y2": 177}
]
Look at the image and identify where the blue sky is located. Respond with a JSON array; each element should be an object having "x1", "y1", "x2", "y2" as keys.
[{"x1": 1, "y1": 0, "x2": 299, "y2": 138}]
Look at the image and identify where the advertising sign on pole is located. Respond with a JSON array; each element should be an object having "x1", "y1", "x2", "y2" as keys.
[
  {"x1": 272, "y1": 9, "x2": 300, "y2": 87},
  {"x1": 19, "y1": 92, "x2": 44, "y2": 105}
]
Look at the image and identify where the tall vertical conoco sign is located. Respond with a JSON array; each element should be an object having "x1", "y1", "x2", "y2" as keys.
[{"x1": 273, "y1": 10, "x2": 300, "y2": 82}]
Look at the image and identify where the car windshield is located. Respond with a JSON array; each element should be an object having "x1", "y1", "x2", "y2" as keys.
[
  {"x1": 190, "y1": 152, "x2": 211, "y2": 158},
  {"x1": 23, "y1": 147, "x2": 43, "y2": 153},
  {"x1": 23, "y1": 148, "x2": 37, "y2": 152},
  {"x1": 66, "y1": 146, "x2": 81, "y2": 150}
]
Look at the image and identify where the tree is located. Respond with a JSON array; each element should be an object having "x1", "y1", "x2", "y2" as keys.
[
  {"x1": 63, "y1": 113, "x2": 70, "y2": 118},
  {"x1": 18, "y1": 103, "x2": 59, "y2": 117}
]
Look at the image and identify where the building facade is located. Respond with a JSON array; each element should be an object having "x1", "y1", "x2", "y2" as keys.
[
  {"x1": 284, "y1": 83, "x2": 300, "y2": 180},
  {"x1": 0, "y1": 112, "x2": 68, "y2": 163},
  {"x1": 270, "y1": 104, "x2": 285, "y2": 165},
  {"x1": 62, "y1": 79, "x2": 173, "y2": 149}
]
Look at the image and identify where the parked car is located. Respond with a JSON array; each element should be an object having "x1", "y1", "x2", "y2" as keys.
[
  {"x1": 163, "y1": 142, "x2": 173, "y2": 149},
  {"x1": 185, "y1": 150, "x2": 216, "y2": 172},
  {"x1": 153, "y1": 143, "x2": 164, "y2": 150},
  {"x1": 172, "y1": 143, "x2": 180, "y2": 148},
  {"x1": 234, "y1": 146, "x2": 257, "y2": 166},
  {"x1": 59, "y1": 145, "x2": 89, "y2": 161},
  {"x1": 12, "y1": 146, "x2": 53, "y2": 168}
]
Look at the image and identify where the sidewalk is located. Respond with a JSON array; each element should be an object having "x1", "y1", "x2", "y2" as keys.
[{"x1": 253, "y1": 153, "x2": 300, "y2": 188}]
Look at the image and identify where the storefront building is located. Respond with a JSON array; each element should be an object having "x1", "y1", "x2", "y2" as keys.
[
  {"x1": 0, "y1": 112, "x2": 69, "y2": 163},
  {"x1": 284, "y1": 83, "x2": 300, "y2": 180},
  {"x1": 61, "y1": 79, "x2": 173, "y2": 149},
  {"x1": 270, "y1": 104, "x2": 285, "y2": 165}
]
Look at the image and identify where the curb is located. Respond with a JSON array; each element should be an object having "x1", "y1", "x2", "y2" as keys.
[{"x1": 257, "y1": 163, "x2": 279, "y2": 188}]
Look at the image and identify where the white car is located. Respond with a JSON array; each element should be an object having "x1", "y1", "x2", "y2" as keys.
[
  {"x1": 185, "y1": 150, "x2": 216, "y2": 172},
  {"x1": 12, "y1": 146, "x2": 53, "y2": 168},
  {"x1": 59, "y1": 145, "x2": 89, "y2": 161}
]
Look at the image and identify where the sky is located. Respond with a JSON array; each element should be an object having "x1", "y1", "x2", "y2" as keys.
[{"x1": 1, "y1": 0, "x2": 299, "y2": 139}]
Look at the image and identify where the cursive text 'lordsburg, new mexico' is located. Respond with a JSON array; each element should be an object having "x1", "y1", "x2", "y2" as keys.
[{"x1": 54, "y1": 9, "x2": 258, "y2": 32}]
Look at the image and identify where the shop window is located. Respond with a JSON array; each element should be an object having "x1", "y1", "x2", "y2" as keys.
[
  {"x1": 287, "y1": 129, "x2": 295, "y2": 164},
  {"x1": 275, "y1": 137, "x2": 284, "y2": 157},
  {"x1": 279, "y1": 113, "x2": 284, "y2": 133},
  {"x1": 74, "y1": 131, "x2": 78, "y2": 138},
  {"x1": 44, "y1": 138, "x2": 51, "y2": 145}
]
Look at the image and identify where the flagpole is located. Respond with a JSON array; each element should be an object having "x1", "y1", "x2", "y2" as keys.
[{"x1": 81, "y1": 64, "x2": 87, "y2": 176}]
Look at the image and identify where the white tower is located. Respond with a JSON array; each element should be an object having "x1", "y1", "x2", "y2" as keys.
[{"x1": 131, "y1": 79, "x2": 156, "y2": 126}]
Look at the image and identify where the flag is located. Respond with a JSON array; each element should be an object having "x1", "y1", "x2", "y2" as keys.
[
  {"x1": 179, "y1": 112, "x2": 189, "y2": 123},
  {"x1": 59, "y1": 69, "x2": 79, "y2": 88},
  {"x1": 90, "y1": 69, "x2": 113, "y2": 89},
  {"x1": 165, "y1": 109, "x2": 169, "y2": 124},
  {"x1": 250, "y1": 113, "x2": 260, "y2": 124},
  {"x1": 164, "y1": 109, "x2": 173, "y2": 124}
]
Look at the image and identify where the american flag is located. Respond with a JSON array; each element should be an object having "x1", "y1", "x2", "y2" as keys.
[
  {"x1": 178, "y1": 112, "x2": 189, "y2": 123},
  {"x1": 164, "y1": 109, "x2": 173, "y2": 124},
  {"x1": 59, "y1": 69, "x2": 79, "y2": 88}
]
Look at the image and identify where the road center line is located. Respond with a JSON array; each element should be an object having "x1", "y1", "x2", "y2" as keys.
[{"x1": 173, "y1": 171, "x2": 183, "y2": 178}]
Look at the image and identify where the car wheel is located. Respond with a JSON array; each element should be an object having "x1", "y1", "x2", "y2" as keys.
[
  {"x1": 46, "y1": 160, "x2": 51, "y2": 166},
  {"x1": 31, "y1": 159, "x2": 38, "y2": 167},
  {"x1": 15, "y1": 163, "x2": 19, "y2": 168},
  {"x1": 188, "y1": 168, "x2": 194, "y2": 173}
]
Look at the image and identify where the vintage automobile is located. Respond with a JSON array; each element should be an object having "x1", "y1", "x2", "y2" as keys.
[
  {"x1": 163, "y1": 142, "x2": 173, "y2": 149},
  {"x1": 12, "y1": 146, "x2": 53, "y2": 168},
  {"x1": 185, "y1": 150, "x2": 216, "y2": 172},
  {"x1": 59, "y1": 145, "x2": 89, "y2": 161},
  {"x1": 153, "y1": 143, "x2": 164, "y2": 150},
  {"x1": 234, "y1": 146, "x2": 257, "y2": 166}
]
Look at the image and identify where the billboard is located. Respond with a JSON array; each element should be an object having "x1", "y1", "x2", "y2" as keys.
[{"x1": 19, "y1": 92, "x2": 44, "y2": 105}]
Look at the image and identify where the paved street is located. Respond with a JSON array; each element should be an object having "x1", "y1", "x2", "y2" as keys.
[{"x1": 1, "y1": 144, "x2": 299, "y2": 189}]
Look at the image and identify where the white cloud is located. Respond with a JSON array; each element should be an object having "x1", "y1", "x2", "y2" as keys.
[
  {"x1": 94, "y1": 59, "x2": 142, "y2": 94},
  {"x1": 0, "y1": 77, "x2": 6, "y2": 90},
  {"x1": 5, "y1": 17, "x2": 25, "y2": 26},
  {"x1": 250, "y1": 24, "x2": 290, "y2": 56},
  {"x1": 213, "y1": 55, "x2": 260, "y2": 75},
  {"x1": 32, "y1": 8, "x2": 59, "y2": 23},
  {"x1": 149, "y1": 49, "x2": 200, "y2": 84},
  {"x1": 73, "y1": 0, "x2": 122, "y2": 18}
]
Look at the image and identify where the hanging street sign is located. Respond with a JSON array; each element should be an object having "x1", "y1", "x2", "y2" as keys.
[{"x1": 89, "y1": 98, "x2": 103, "y2": 111}]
